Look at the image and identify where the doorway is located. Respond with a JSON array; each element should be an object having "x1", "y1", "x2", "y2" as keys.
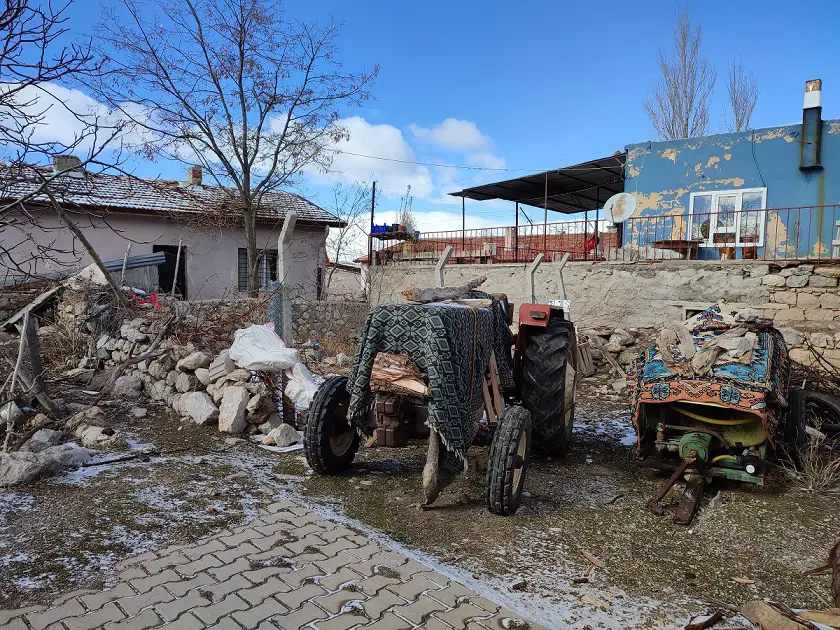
[{"x1": 153, "y1": 244, "x2": 187, "y2": 299}]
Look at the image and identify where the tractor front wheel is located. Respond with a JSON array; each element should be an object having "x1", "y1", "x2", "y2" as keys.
[
  {"x1": 486, "y1": 405, "x2": 532, "y2": 516},
  {"x1": 304, "y1": 376, "x2": 359, "y2": 474}
]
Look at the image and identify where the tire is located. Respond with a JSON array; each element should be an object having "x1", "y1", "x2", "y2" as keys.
[
  {"x1": 786, "y1": 390, "x2": 840, "y2": 445},
  {"x1": 486, "y1": 406, "x2": 532, "y2": 516},
  {"x1": 304, "y1": 376, "x2": 359, "y2": 475},
  {"x1": 521, "y1": 316, "x2": 574, "y2": 456}
]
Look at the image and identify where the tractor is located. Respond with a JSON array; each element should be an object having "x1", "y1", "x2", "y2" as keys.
[{"x1": 303, "y1": 266, "x2": 579, "y2": 516}]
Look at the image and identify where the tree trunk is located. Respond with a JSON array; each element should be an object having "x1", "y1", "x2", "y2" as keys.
[
  {"x1": 243, "y1": 207, "x2": 259, "y2": 298},
  {"x1": 53, "y1": 203, "x2": 127, "y2": 306}
]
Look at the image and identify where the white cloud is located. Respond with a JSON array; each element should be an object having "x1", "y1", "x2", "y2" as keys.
[
  {"x1": 408, "y1": 118, "x2": 490, "y2": 152},
  {"x1": 310, "y1": 116, "x2": 434, "y2": 198},
  {"x1": 465, "y1": 151, "x2": 506, "y2": 169}
]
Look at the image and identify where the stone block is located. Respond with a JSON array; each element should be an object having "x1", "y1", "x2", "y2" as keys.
[
  {"x1": 774, "y1": 309, "x2": 804, "y2": 323},
  {"x1": 789, "y1": 348, "x2": 816, "y2": 366},
  {"x1": 809, "y1": 274, "x2": 839, "y2": 288},
  {"x1": 181, "y1": 392, "x2": 219, "y2": 425},
  {"x1": 820, "y1": 293, "x2": 840, "y2": 309},
  {"x1": 778, "y1": 327, "x2": 806, "y2": 347},
  {"x1": 771, "y1": 291, "x2": 797, "y2": 305},
  {"x1": 762, "y1": 274, "x2": 786, "y2": 287},
  {"x1": 814, "y1": 265, "x2": 840, "y2": 278},
  {"x1": 796, "y1": 292, "x2": 820, "y2": 309},
  {"x1": 804, "y1": 309, "x2": 836, "y2": 321},
  {"x1": 810, "y1": 333, "x2": 835, "y2": 349},
  {"x1": 744, "y1": 264, "x2": 770, "y2": 278},
  {"x1": 219, "y1": 386, "x2": 249, "y2": 434},
  {"x1": 175, "y1": 372, "x2": 197, "y2": 393},
  {"x1": 786, "y1": 275, "x2": 809, "y2": 288}
]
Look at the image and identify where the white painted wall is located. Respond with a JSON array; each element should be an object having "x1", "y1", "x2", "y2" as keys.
[{"x1": 4, "y1": 209, "x2": 327, "y2": 300}]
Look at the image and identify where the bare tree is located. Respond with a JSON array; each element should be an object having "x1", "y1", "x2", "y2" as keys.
[
  {"x1": 323, "y1": 181, "x2": 373, "y2": 297},
  {"x1": 90, "y1": 0, "x2": 379, "y2": 296},
  {"x1": 0, "y1": 0, "x2": 127, "y2": 298},
  {"x1": 643, "y1": 6, "x2": 716, "y2": 140},
  {"x1": 397, "y1": 185, "x2": 416, "y2": 234},
  {"x1": 726, "y1": 58, "x2": 759, "y2": 132}
]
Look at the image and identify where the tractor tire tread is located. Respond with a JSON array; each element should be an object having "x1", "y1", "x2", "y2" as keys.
[
  {"x1": 486, "y1": 405, "x2": 531, "y2": 516},
  {"x1": 304, "y1": 375, "x2": 359, "y2": 475}
]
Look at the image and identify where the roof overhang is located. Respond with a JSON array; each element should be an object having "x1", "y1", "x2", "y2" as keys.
[{"x1": 449, "y1": 153, "x2": 626, "y2": 213}]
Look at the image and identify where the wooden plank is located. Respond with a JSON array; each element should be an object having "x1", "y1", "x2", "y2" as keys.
[
  {"x1": 488, "y1": 352, "x2": 505, "y2": 420},
  {"x1": 481, "y1": 379, "x2": 496, "y2": 425}
]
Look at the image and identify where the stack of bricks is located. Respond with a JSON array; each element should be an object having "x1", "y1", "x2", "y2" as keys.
[{"x1": 374, "y1": 395, "x2": 409, "y2": 447}]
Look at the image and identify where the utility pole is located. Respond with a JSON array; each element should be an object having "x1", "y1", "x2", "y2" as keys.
[{"x1": 368, "y1": 181, "x2": 376, "y2": 267}]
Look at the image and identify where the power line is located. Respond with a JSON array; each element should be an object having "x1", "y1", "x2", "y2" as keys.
[{"x1": 324, "y1": 146, "x2": 622, "y2": 174}]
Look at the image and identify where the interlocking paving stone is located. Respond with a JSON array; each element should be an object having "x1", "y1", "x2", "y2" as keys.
[
  {"x1": 230, "y1": 597, "x2": 288, "y2": 627},
  {"x1": 26, "y1": 599, "x2": 86, "y2": 630},
  {"x1": 358, "y1": 589, "x2": 408, "y2": 622},
  {"x1": 238, "y1": 576, "x2": 292, "y2": 606},
  {"x1": 64, "y1": 601, "x2": 126, "y2": 630},
  {"x1": 317, "y1": 611, "x2": 369, "y2": 630},
  {"x1": 390, "y1": 594, "x2": 448, "y2": 626},
  {"x1": 270, "y1": 601, "x2": 329, "y2": 630},
  {"x1": 361, "y1": 611, "x2": 414, "y2": 630},
  {"x1": 101, "y1": 607, "x2": 162, "y2": 630},
  {"x1": 192, "y1": 593, "x2": 248, "y2": 625},
  {"x1": 154, "y1": 589, "x2": 213, "y2": 622},
  {"x1": 2, "y1": 500, "x2": 541, "y2": 630},
  {"x1": 118, "y1": 585, "x2": 175, "y2": 617}
]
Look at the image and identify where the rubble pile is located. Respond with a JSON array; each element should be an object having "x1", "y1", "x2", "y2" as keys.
[{"x1": 60, "y1": 290, "x2": 314, "y2": 441}]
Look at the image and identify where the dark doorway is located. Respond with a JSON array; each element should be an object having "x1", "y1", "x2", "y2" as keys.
[{"x1": 153, "y1": 244, "x2": 187, "y2": 299}]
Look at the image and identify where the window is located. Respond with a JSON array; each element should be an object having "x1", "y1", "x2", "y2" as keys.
[
  {"x1": 688, "y1": 188, "x2": 767, "y2": 247},
  {"x1": 237, "y1": 248, "x2": 278, "y2": 292}
]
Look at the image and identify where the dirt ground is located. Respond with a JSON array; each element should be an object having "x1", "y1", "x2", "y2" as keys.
[{"x1": 1, "y1": 377, "x2": 839, "y2": 629}]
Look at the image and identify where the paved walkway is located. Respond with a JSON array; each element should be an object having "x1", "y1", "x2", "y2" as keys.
[{"x1": 1, "y1": 499, "x2": 545, "y2": 630}]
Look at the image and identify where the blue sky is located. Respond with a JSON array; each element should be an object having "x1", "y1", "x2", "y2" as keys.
[{"x1": 56, "y1": 0, "x2": 840, "y2": 236}]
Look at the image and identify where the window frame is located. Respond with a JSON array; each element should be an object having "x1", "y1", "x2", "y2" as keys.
[
  {"x1": 688, "y1": 187, "x2": 767, "y2": 248},
  {"x1": 237, "y1": 248, "x2": 278, "y2": 292}
]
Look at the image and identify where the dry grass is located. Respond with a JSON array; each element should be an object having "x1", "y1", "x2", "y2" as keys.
[{"x1": 783, "y1": 421, "x2": 840, "y2": 495}]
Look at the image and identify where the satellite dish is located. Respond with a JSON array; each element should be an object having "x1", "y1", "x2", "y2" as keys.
[{"x1": 603, "y1": 192, "x2": 636, "y2": 223}]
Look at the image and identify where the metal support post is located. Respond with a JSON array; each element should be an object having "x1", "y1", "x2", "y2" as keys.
[
  {"x1": 515, "y1": 202, "x2": 519, "y2": 262},
  {"x1": 461, "y1": 195, "x2": 466, "y2": 253},
  {"x1": 543, "y1": 172, "x2": 548, "y2": 255},
  {"x1": 527, "y1": 253, "x2": 543, "y2": 304}
]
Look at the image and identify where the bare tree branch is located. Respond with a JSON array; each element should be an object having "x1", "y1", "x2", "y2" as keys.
[
  {"x1": 89, "y1": 0, "x2": 379, "y2": 296},
  {"x1": 726, "y1": 57, "x2": 759, "y2": 133},
  {"x1": 643, "y1": 6, "x2": 716, "y2": 140}
]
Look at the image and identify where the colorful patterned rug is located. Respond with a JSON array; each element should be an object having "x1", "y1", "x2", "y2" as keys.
[{"x1": 628, "y1": 304, "x2": 790, "y2": 442}]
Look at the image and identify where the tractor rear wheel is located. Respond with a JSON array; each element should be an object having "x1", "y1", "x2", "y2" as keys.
[{"x1": 521, "y1": 316, "x2": 574, "y2": 456}]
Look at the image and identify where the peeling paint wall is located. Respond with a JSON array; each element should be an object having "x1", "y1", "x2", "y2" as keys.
[{"x1": 624, "y1": 120, "x2": 840, "y2": 260}]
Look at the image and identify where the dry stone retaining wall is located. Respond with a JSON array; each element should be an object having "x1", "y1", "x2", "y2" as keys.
[
  {"x1": 371, "y1": 260, "x2": 840, "y2": 369},
  {"x1": 292, "y1": 299, "x2": 369, "y2": 345}
]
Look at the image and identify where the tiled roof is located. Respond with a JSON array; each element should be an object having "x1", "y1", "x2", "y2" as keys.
[{"x1": 1, "y1": 168, "x2": 343, "y2": 226}]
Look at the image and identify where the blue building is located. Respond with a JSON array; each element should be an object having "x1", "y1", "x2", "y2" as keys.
[{"x1": 624, "y1": 80, "x2": 840, "y2": 261}]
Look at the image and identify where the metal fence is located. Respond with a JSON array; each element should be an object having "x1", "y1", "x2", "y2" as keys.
[
  {"x1": 370, "y1": 205, "x2": 840, "y2": 265},
  {"x1": 371, "y1": 218, "x2": 617, "y2": 265}
]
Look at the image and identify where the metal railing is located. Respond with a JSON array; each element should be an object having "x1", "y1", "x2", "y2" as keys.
[
  {"x1": 369, "y1": 205, "x2": 840, "y2": 265},
  {"x1": 371, "y1": 219, "x2": 618, "y2": 265},
  {"x1": 620, "y1": 204, "x2": 840, "y2": 262}
]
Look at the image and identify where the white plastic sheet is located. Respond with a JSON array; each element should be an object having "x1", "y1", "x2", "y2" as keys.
[
  {"x1": 284, "y1": 362, "x2": 319, "y2": 410},
  {"x1": 229, "y1": 324, "x2": 298, "y2": 372}
]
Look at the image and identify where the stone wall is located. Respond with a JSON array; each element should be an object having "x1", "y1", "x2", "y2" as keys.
[
  {"x1": 370, "y1": 259, "x2": 840, "y2": 367},
  {"x1": 292, "y1": 299, "x2": 369, "y2": 346}
]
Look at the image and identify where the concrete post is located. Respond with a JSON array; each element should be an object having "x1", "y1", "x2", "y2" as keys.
[
  {"x1": 277, "y1": 212, "x2": 298, "y2": 344},
  {"x1": 435, "y1": 245, "x2": 453, "y2": 288}
]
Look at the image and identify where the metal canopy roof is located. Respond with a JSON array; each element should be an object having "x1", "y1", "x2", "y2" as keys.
[{"x1": 449, "y1": 153, "x2": 626, "y2": 214}]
